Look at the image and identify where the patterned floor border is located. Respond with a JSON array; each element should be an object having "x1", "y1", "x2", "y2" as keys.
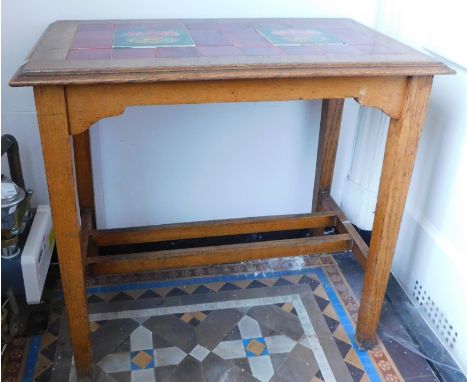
[{"x1": 18, "y1": 255, "x2": 404, "y2": 381}]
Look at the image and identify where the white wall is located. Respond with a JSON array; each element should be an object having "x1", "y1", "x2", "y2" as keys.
[
  {"x1": 389, "y1": 0, "x2": 467, "y2": 370},
  {"x1": 92, "y1": 102, "x2": 321, "y2": 228},
  {"x1": 1, "y1": 0, "x2": 374, "y2": 220},
  {"x1": 393, "y1": 56, "x2": 468, "y2": 373},
  {"x1": 93, "y1": 99, "x2": 360, "y2": 228},
  {"x1": 340, "y1": 0, "x2": 467, "y2": 370}
]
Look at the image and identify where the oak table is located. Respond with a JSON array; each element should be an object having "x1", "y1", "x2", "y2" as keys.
[{"x1": 11, "y1": 18, "x2": 453, "y2": 379}]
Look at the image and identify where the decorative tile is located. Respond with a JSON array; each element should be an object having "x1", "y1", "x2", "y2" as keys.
[
  {"x1": 213, "y1": 340, "x2": 246, "y2": 360},
  {"x1": 138, "y1": 290, "x2": 161, "y2": 299},
  {"x1": 89, "y1": 321, "x2": 101, "y2": 332},
  {"x1": 256, "y1": 26, "x2": 344, "y2": 46},
  {"x1": 17, "y1": 255, "x2": 420, "y2": 382},
  {"x1": 189, "y1": 344, "x2": 210, "y2": 361},
  {"x1": 130, "y1": 349, "x2": 154, "y2": 370},
  {"x1": 238, "y1": 315, "x2": 263, "y2": 339},
  {"x1": 176, "y1": 310, "x2": 208, "y2": 326},
  {"x1": 265, "y1": 335, "x2": 296, "y2": 354},
  {"x1": 113, "y1": 26, "x2": 195, "y2": 48},
  {"x1": 247, "y1": 280, "x2": 269, "y2": 289},
  {"x1": 248, "y1": 354, "x2": 274, "y2": 382},
  {"x1": 154, "y1": 346, "x2": 186, "y2": 366},
  {"x1": 110, "y1": 292, "x2": 135, "y2": 302},
  {"x1": 130, "y1": 325, "x2": 153, "y2": 351},
  {"x1": 277, "y1": 302, "x2": 298, "y2": 315},
  {"x1": 219, "y1": 282, "x2": 242, "y2": 291},
  {"x1": 130, "y1": 368, "x2": 155, "y2": 382},
  {"x1": 88, "y1": 294, "x2": 105, "y2": 303},
  {"x1": 243, "y1": 337, "x2": 269, "y2": 357}
]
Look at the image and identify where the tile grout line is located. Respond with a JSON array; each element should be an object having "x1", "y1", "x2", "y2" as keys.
[
  {"x1": 88, "y1": 295, "x2": 294, "y2": 322},
  {"x1": 293, "y1": 297, "x2": 337, "y2": 382},
  {"x1": 86, "y1": 268, "x2": 381, "y2": 379}
]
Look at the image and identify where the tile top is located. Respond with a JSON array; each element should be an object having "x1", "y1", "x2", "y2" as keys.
[
  {"x1": 112, "y1": 25, "x2": 195, "y2": 48},
  {"x1": 11, "y1": 18, "x2": 453, "y2": 86},
  {"x1": 255, "y1": 26, "x2": 344, "y2": 46}
]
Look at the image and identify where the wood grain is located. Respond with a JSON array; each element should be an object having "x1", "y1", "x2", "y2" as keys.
[
  {"x1": 11, "y1": 64, "x2": 453, "y2": 87},
  {"x1": 66, "y1": 76, "x2": 407, "y2": 134},
  {"x1": 319, "y1": 192, "x2": 368, "y2": 268},
  {"x1": 73, "y1": 131, "x2": 95, "y2": 212},
  {"x1": 312, "y1": 99, "x2": 345, "y2": 212},
  {"x1": 91, "y1": 212, "x2": 336, "y2": 247},
  {"x1": 34, "y1": 86, "x2": 93, "y2": 378},
  {"x1": 355, "y1": 75, "x2": 433, "y2": 348},
  {"x1": 88, "y1": 234, "x2": 352, "y2": 275}
]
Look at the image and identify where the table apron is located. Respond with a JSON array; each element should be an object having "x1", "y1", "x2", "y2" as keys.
[{"x1": 63, "y1": 76, "x2": 408, "y2": 135}]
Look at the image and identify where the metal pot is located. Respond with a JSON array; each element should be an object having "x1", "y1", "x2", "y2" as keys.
[{"x1": 1, "y1": 177, "x2": 26, "y2": 258}]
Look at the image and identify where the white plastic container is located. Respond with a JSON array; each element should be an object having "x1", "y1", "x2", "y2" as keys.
[{"x1": 21, "y1": 205, "x2": 55, "y2": 304}]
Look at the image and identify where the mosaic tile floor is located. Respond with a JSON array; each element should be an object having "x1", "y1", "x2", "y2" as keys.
[
  {"x1": 7, "y1": 253, "x2": 455, "y2": 381},
  {"x1": 19, "y1": 255, "x2": 397, "y2": 381}
]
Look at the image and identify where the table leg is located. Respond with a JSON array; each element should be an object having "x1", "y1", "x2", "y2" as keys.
[
  {"x1": 355, "y1": 76, "x2": 433, "y2": 348},
  {"x1": 312, "y1": 99, "x2": 345, "y2": 212},
  {"x1": 34, "y1": 86, "x2": 93, "y2": 378},
  {"x1": 73, "y1": 130, "x2": 95, "y2": 222}
]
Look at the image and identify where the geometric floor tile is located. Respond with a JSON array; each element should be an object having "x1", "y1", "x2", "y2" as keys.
[
  {"x1": 18, "y1": 254, "x2": 415, "y2": 382},
  {"x1": 130, "y1": 350, "x2": 154, "y2": 370},
  {"x1": 243, "y1": 337, "x2": 269, "y2": 357},
  {"x1": 189, "y1": 345, "x2": 210, "y2": 361}
]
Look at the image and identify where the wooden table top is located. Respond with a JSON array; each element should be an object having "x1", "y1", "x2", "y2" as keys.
[{"x1": 11, "y1": 18, "x2": 453, "y2": 86}]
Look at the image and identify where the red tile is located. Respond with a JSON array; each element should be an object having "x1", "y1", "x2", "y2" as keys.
[
  {"x1": 356, "y1": 44, "x2": 412, "y2": 54},
  {"x1": 283, "y1": 20, "x2": 318, "y2": 28},
  {"x1": 219, "y1": 21, "x2": 254, "y2": 32},
  {"x1": 224, "y1": 30, "x2": 271, "y2": 47},
  {"x1": 157, "y1": 47, "x2": 199, "y2": 58},
  {"x1": 320, "y1": 44, "x2": 362, "y2": 55},
  {"x1": 239, "y1": 46, "x2": 283, "y2": 56},
  {"x1": 72, "y1": 31, "x2": 113, "y2": 49},
  {"x1": 67, "y1": 49, "x2": 112, "y2": 60},
  {"x1": 78, "y1": 23, "x2": 114, "y2": 32},
  {"x1": 328, "y1": 30, "x2": 372, "y2": 44},
  {"x1": 279, "y1": 45, "x2": 324, "y2": 55},
  {"x1": 196, "y1": 46, "x2": 242, "y2": 57},
  {"x1": 149, "y1": 21, "x2": 185, "y2": 30},
  {"x1": 114, "y1": 23, "x2": 150, "y2": 31},
  {"x1": 189, "y1": 29, "x2": 231, "y2": 46},
  {"x1": 112, "y1": 48, "x2": 156, "y2": 59},
  {"x1": 185, "y1": 21, "x2": 219, "y2": 30},
  {"x1": 254, "y1": 21, "x2": 288, "y2": 30}
]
